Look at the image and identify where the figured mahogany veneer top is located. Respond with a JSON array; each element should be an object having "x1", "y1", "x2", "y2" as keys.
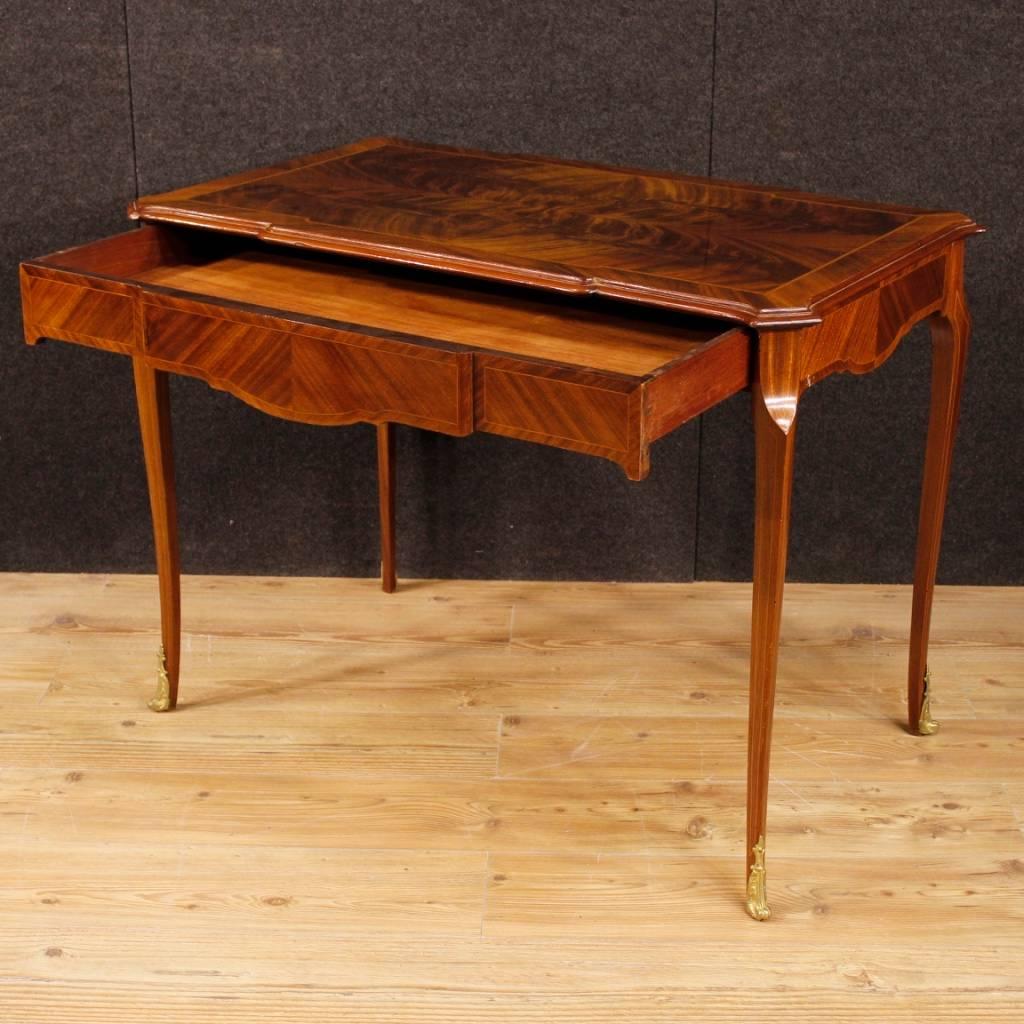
[{"x1": 130, "y1": 137, "x2": 981, "y2": 327}]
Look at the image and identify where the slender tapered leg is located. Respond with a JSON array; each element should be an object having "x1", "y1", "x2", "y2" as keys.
[
  {"x1": 746, "y1": 383, "x2": 799, "y2": 920},
  {"x1": 133, "y1": 358, "x2": 181, "y2": 712},
  {"x1": 907, "y1": 269, "x2": 971, "y2": 735},
  {"x1": 377, "y1": 422, "x2": 396, "y2": 593}
]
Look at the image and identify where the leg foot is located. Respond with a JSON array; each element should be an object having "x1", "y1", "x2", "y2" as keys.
[
  {"x1": 917, "y1": 668, "x2": 939, "y2": 735},
  {"x1": 745, "y1": 835, "x2": 771, "y2": 921},
  {"x1": 148, "y1": 644, "x2": 175, "y2": 713}
]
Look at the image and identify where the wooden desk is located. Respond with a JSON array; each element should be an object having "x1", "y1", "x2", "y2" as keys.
[{"x1": 19, "y1": 138, "x2": 982, "y2": 921}]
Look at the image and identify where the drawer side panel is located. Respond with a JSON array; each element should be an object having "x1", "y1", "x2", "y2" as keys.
[
  {"x1": 644, "y1": 328, "x2": 751, "y2": 440},
  {"x1": 21, "y1": 267, "x2": 136, "y2": 354}
]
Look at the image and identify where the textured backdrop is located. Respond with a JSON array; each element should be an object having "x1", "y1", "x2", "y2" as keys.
[{"x1": 2, "y1": 0, "x2": 1020, "y2": 583}]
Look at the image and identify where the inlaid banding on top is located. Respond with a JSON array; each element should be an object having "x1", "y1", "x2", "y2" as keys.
[{"x1": 131, "y1": 137, "x2": 981, "y2": 325}]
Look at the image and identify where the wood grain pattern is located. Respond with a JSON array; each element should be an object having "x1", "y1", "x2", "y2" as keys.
[
  {"x1": 643, "y1": 325, "x2": 752, "y2": 440},
  {"x1": 755, "y1": 251, "x2": 952, "y2": 436},
  {"x1": 485, "y1": 850, "x2": 1024, "y2": 943},
  {"x1": 1, "y1": 705, "x2": 499, "y2": 778},
  {"x1": 744, "y1": 240, "x2": 973, "y2": 911},
  {"x1": 1, "y1": 574, "x2": 1020, "y2": 1023},
  {"x1": 132, "y1": 360, "x2": 180, "y2": 712},
  {"x1": 133, "y1": 246, "x2": 717, "y2": 376},
  {"x1": 17, "y1": 573, "x2": 1020, "y2": 711},
  {"x1": 908, "y1": 247, "x2": 971, "y2": 733},
  {"x1": 143, "y1": 297, "x2": 473, "y2": 433},
  {"x1": 496, "y1": 714, "x2": 1024, "y2": 784},
  {"x1": 20, "y1": 265, "x2": 136, "y2": 355},
  {"x1": 9, "y1": 767, "x2": 1018, "y2": 858},
  {"x1": 8, "y1": 838, "x2": 486, "y2": 936},
  {"x1": 130, "y1": 136, "x2": 982, "y2": 326},
  {"x1": 21, "y1": 226, "x2": 746, "y2": 476},
  {"x1": 474, "y1": 356, "x2": 641, "y2": 476},
  {"x1": 745, "y1": 380, "x2": 798, "y2": 916},
  {"x1": 2, "y1": 985, "x2": 1021, "y2": 1024}
]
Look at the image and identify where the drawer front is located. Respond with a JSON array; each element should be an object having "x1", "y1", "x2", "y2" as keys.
[
  {"x1": 20, "y1": 266, "x2": 136, "y2": 354},
  {"x1": 142, "y1": 299, "x2": 472, "y2": 433},
  {"x1": 475, "y1": 355, "x2": 645, "y2": 478}
]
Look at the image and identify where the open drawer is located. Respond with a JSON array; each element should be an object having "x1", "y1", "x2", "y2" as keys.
[{"x1": 20, "y1": 225, "x2": 750, "y2": 478}]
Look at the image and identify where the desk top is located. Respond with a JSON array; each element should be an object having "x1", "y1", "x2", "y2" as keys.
[{"x1": 130, "y1": 137, "x2": 980, "y2": 328}]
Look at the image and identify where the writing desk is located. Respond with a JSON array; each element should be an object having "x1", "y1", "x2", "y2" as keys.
[{"x1": 19, "y1": 137, "x2": 982, "y2": 920}]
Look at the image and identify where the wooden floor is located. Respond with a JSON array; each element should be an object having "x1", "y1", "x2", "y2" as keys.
[{"x1": 2, "y1": 574, "x2": 1022, "y2": 1022}]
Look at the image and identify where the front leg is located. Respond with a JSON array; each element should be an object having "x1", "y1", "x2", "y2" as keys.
[
  {"x1": 742, "y1": 244, "x2": 973, "y2": 914},
  {"x1": 746, "y1": 368, "x2": 799, "y2": 921},
  {"x1": 907, "y1": 253, "x2": 971, "y2": 734},
  {"x1": 133, "y1": 358, "x2": 181, "y2": 712}
]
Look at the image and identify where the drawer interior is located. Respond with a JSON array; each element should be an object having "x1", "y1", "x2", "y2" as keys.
[{"x1": 34, "y1": 225, "x2": 740, "y2": 378}]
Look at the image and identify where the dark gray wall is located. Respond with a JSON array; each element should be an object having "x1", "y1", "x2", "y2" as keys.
[
  {"x1": 698, "y1": 0, "x2": 1024, "y2": 584},
  {"x1": 2, "y1": 1, "x2": 1020, "y2": 583}
]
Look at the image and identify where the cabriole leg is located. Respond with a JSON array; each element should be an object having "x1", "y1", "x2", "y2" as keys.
[
  {"x1": 746, "y1": 383, "x2": 798, "y2": 920},
  {"x1": 908, "y1": 256, "x2": 970, "y2": 736},
  {"x1": 133, "y1": 358, "x2": 181, "y2": 712}
]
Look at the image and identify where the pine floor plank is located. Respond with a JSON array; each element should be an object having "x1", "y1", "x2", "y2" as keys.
[
  {"x1": 0, "y1": 573, "x2": 511, "y2": 644},
  {"x1": 2, "y1": 838, "x2": 485, "y2": 937},
  {"x1": 484, "y1": 850, "x2": 1024, "y2": 944},
  {"x1": 509, "y1": 582, "x2": 1022, "y2": 647},
  {"x1": 0, "y1": 983, "x2": 1019, "y2": 1023},
  {"x1": 3, "y1": 926, "x2": 1020, "y2": 994},
  {"x1": 5, "y1": 768, "x2": 1019, "y2": 859},
  {"x1": 0, "y1": 707, "x2": 498, "y2": 778},
  {"x1": 1, "y1": 574, "x2": 1022, "y2": 1023},
  {"x1": 0, "y1": 634, "x2": 67, "y2": 704},
  {"x1": 497, "y1": 714, "x2": 1024, "y2": 782},
  {"x1": 34, "y1": 627, "x2": 991, "y2": 721}
]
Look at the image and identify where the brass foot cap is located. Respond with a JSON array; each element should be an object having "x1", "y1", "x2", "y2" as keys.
[
  {"x1": 745, "y1": 835, "x2": 770, "y2": 921},
  {"x1": 148, "y1": 644, "x2": 174, "y2": 712},
  {"x1": 745, "y1": 899, "x2": 772, "y2": 922},
  {"x1": 918, "y1": 670, "x2": 939, "y2": 735}
]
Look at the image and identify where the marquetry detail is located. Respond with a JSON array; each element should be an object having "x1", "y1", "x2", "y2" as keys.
[
  {"x1": 475, "y1": 355, "x2": 637, "y2": 473},
  {"x1": 142, "y1": 297, "x2": 473, "y2": 433},
  {"x1": 19, "y1": 225, "x2": 748, "y2": 474},
  {"x1": 472, "y1": 320, "x2": 751, "y2": 481},
  {"x1": 757, "y1": 250, "x2": 953, "y2": 436}
]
